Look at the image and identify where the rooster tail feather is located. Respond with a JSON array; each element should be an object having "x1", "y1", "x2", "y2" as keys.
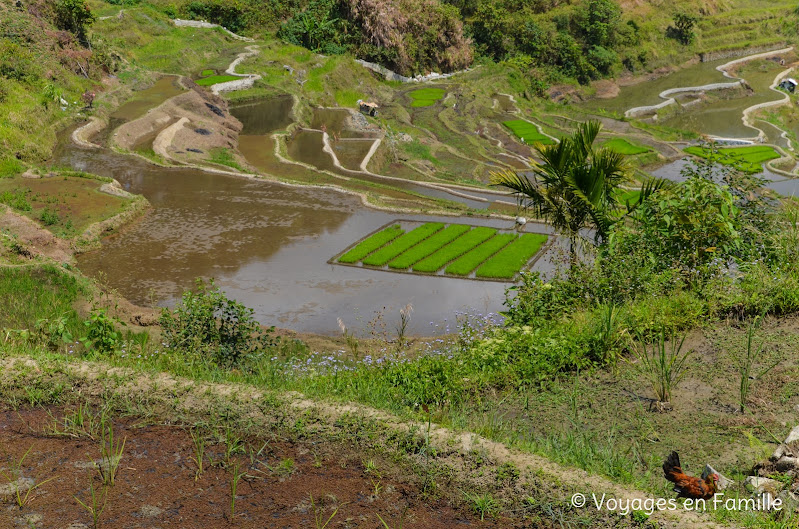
[{"x1": 663, "y1": 451, "x2": 682, "y2": 481}]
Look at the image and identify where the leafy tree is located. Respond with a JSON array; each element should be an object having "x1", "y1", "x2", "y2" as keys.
[
  {"x1": 668, "y1": 12, "x2": 698, "y2": 45},
  {"x1": 54, "y1": 0, "x2": 96, "y2": 47},
  {"x1": 185, "y1": 0, "x2": 247, "y2": 32},
  {"x1": 490, "y1": 120, "x2": 629, "y2": 268},
  {"x1": 575, "y1": 0, "x2": 621, "y2": 48},
  {"x1": 278, "y1": 0, "x2": 346, "y2": 53},
  {"x1": 587, "y1": 45, "x2": 618, "y2": 75}
]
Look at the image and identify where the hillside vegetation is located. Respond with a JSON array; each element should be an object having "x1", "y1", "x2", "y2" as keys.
[
  {"x1": 138, "y1": 0, "x2": 798, "y2": 82},
  {"x1": 0, "y1": 0, "x2": 111, "y2": 162}
]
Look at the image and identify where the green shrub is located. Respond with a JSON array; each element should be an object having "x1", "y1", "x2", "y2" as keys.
[
  {"x1": 160, "y1": 278, "x2": 279, "y2": 368},
  {"x1": 40, "y1": 208, "x2": 60, "y2": 226},
  {"x1": 0, "y1": 189, "x2": 32, "y2": 211},
  {"x1": 81, "y1": 309, "x2": 123, "y2": 354}
]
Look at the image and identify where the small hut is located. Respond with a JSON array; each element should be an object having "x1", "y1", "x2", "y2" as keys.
[
  {"x1": 357, "y1": 99, "x2": 378, "y2": 117},
  {"x1": 779, "y1": 78, "x2": 798, "y2": 93}
]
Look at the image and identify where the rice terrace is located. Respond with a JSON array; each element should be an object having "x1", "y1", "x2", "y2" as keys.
[{"x1": 9, "y1": 0, "x2": 799, "y2": 528}]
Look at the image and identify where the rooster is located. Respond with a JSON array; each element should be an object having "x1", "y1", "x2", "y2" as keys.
[{"x1": 662, "y1": 451, "x2": 718, "y2": 500}]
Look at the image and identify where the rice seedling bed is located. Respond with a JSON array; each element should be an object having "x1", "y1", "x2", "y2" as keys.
[
  {"x1": 409, "y1": 88, "x2": 446, "y2": 108},
  {"x1": 413, "y1": 227, "x2": 497, "y2": 273},
  {"x1": 362, "y1": 223, "x2": 445, "y2": 266},
  {"x1": 683, "y1": 145, "x2": 780, "y2": 173},
  {"x1": 388, "y1": 224, "x2": 471, "y2": 269},
  {"x1": 602, "y1": 138, "x2": 651, "y2": 155},
  {"x1": 445, "y1": 233, "x2": 517, "y2": 276},
  {"x1": 195, "y1": 74, "x2": 240, "y2": 86},
  {"x1": 338, "y1": 224, "x2": 404, "y2": 263},
  {"x1": 334, "y1": 221, "x2": 550, "y2": 280},
  {"x1": 475, "y1": 233, "x2": 549, "y2": 279},
  {"x1": 502, "y1": 120, "x2": 556, "y2": 145}
]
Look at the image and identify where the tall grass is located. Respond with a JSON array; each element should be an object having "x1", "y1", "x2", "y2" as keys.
[{"x1": 625, "y1": 330, "x2": 692, "y2": 405}]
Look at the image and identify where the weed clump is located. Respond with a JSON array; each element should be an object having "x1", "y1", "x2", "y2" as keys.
[{"x1": 160, "y1": 278, "x2": 280, "y2": 368}]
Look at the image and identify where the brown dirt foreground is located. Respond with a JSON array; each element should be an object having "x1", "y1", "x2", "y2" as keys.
[
  {"x1": 0, "y1": 407, "x2": 507, "y2": 529},
  {"x1": 0, "y1": 356, "x2": 726, "y2": 529}
]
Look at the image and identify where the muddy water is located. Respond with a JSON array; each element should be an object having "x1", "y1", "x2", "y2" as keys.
[
  {"x1": 333, "y1": 140, "x2": 375, "y2": 170},
  {"x1": 580, "y1": 59, "x2": 729, "y2": 115},
  {"x1": 230, "y1": 95, "x2": 294, "y2": 134},
  {"x1": 659, "y1": 62, "x2": 785, "y2": 138},
  {"x1": 111, "y1": 76, "x2": 185, "y2": 121},
  {"x1": 59, "y1": 130, "x2": 532, "y2": 335},
  {"x1": 583, "y1": 55, "x2": 792, "y2": 139}
]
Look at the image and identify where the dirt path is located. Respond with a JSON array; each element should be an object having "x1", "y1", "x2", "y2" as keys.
[{"x1": 0, "y1": 355, "x2": 730, "y2": 528}]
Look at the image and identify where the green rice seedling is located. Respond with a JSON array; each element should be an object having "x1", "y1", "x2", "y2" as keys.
[
  {"x1": 408, "y1": 88, "x2": 445, "y2": 107},
  {"x1": 370, "y1": 476, "x2": 383, "y2": 497},
  {"x1": 475, "y1": 233, "x2": 548, "y2": 279},
  {"x1": 1, "y1": 446, "x2": 56, "y2": 508},
  {"x1": 387, "y1": 224, "x2": 470, "y2": 269},
  {"x1": 736, "y1": 317, "x2": 780, "y2": 413},
  {"x1": 269, "y1": 458, "x2": 295, "y2": 477},
  {"x1": 338, "y1": 225, "x2": 403, "y2": 263},
  {"x1": 200, "y1": 69, "x2": 215, "y2": 77},
  {"x1": 376, "y1": 512, "x2": 405, "y2": 528},
  {"x1": 626, "y1": 329, "x2": 693, "y2": 407},
  {"x1": 362, "y1": 223, "x2": 444, "y2": 266},
  {"x1": 222, "y1": 428, "x2": 244, "y2": 466},
  {"x1": 310, "y1": 493, "x2": 342, "y2": 529},
  {"x1": 602, "y1": 138, "x2": 651, "y2": 155},
  {"x1": 463, "y1": 491, "x2": 499, "y2": 521},
  {"x1": 45, "y1": 402, "x2": 104, "y2": 439},
  {"x1": 445, "y1": 234, "x2": 516, "y2": 276},
  {"x1": 502, "y1": 120, "x2": 555, "y2": 145},
  {"x1": 195, "y1": 75, "x2": 240, "y2": 86},
  {"x1": 413, "y1": 227, "x2": 496, "y2": 273},
  {"x1": 229, "y1": 462, "x2": 246, "y2": 518},
  {"x1": 74, "y1": 481, "x2": 108, "y2": 529},
  {"x1": 97, "y1": 423, "x2": 125, "y2": 486},
  {"x1": 683, "y1": 145, "x2": 780, "y2": 174},
  {"x1": 190, "y1": 428, "x2": 206, "y2": 481}
]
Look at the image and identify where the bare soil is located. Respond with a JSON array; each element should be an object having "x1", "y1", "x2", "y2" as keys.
[
  {"x1": 0, "y1": 206, "x2": 72, "y2": 265},
  {"x1": 0, "y1": 406, "x2": 529, "y2": 529}
]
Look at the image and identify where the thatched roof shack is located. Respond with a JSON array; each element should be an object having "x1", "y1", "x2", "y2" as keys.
[{"x1": 357, "y1": 99, "x2": 379, "y2": 116}]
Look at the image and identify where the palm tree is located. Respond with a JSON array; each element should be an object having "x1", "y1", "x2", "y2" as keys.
[{"x1": 490, "y1": 120, "x2": 628, "y2": 268}]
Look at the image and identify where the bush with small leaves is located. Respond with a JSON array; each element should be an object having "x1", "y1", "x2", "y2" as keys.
[{"x1": 160, "y1": 278, "x2": 280, "y2": 368}]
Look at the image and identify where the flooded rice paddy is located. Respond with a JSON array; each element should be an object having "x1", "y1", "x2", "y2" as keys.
[{"x1": 63, "y1": 88, "x2": 553, "y2": 335}]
